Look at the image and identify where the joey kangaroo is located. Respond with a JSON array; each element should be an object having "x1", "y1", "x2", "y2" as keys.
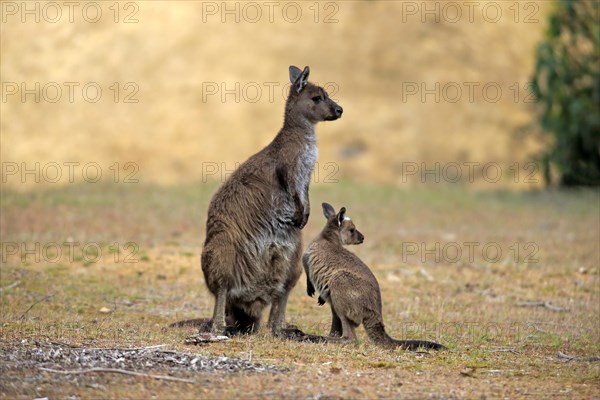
[
  {"x1": 303, "y1": 203, "x2": 446, "y2": 350},
  {"x1": 201, "y1": 66, "x2": 343, "y2": 336}
]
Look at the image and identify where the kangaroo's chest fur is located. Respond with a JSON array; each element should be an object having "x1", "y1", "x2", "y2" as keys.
[{"x1": 292, "y1": 138, "x2": 317, "y2": 204}]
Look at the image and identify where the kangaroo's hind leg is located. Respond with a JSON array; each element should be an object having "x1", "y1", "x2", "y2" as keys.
[
  {"x1": 339, "y1": 315, "x2": 358, "y2": 342},
  {"x1": 268, "y1": 291, "x2": 291, "y2": 334},
  {"x1": 210, "y1": 287, "x2": 227, "y2": 335},
  {"x1": 329, "y1": 304, "x2": 343, "y2": 337},
  {"x1": 269, "y1": 235, "x2": 303, "y2": 334},
  {"x1": 202, "y1": 242, "x2": 233, "y2": 336}
]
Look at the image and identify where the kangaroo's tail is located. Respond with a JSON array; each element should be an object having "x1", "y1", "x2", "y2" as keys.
[
  {"x1": 363, "y1": 314, "x2": 446, "y2": 350},
  {"x1": 169, "y1": 316, "x2": 235, "y2": 331},
  {"x1": 169, "y1": 318, "x2": 213, "y2": 329}
]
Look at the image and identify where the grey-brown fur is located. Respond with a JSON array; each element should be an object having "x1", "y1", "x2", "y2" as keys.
[
  {"x1": 303, "y1": 203, "x2": 446, "y2": 350},
  {"x1": 201, "y1": 66, "x2": 343, "y2": 336}
]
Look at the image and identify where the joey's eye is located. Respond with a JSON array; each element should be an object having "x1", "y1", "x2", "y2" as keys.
[
  {"x1": 349, "y1": 228, "x2": 355, "y2": 234},
  {"x1": 312, "y1": 96, "x2": 322, "y2": 104}
]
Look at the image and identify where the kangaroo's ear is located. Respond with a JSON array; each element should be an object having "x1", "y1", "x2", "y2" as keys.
[
  {"x1": 289, "y1": 65, "x2": 310, "y2": 93},
  {"x1": 337, "y1": 207, "x2": 346, "y2": 226},
  {"x1": 289, "y1": 66, "x2": 302, "y2": 83},
  {"x1": 322, "y1": 202, "x2": 336, "y2": 219}
]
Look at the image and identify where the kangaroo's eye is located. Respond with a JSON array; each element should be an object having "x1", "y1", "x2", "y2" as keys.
[
  {"x1": 312, "y1": 96, "x2": 322, "y2": 104},
  {"x1": 349, "y1": 228, "x2": 355, "y2": 234}
]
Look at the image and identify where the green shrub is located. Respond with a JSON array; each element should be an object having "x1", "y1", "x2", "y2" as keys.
[{"x1": 531, "y1": 0, "x2": 600, "y2": 186}]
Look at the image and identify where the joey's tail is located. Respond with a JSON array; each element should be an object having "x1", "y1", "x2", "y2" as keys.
[{"x1": 364, "y1": 315, "x2": 446, "y2": 350}]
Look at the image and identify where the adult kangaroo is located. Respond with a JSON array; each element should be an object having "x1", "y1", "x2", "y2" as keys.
[{"x1": 201, "y1": 66, "x2": 343, "y2": 336}]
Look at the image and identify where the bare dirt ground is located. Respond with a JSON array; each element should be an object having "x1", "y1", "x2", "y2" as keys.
[{"x1": 1, "y1": 183, "x2": 598, "y2": 399}]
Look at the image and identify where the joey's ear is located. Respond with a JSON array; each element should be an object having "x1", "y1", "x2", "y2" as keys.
[
  {"x1": 289, "y1": 65, "x2": 310, "y2": 93},
  {"x1": 322, "y1": 202, "x2": 336, "y2": 219},
  {"x1": 337, "y1": 207, "x2": 346, "y2": 226}
]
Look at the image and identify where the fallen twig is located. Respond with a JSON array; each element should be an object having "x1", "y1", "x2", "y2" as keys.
[
  {"x1": 557, "y1": 351, "x2": 600, "y2": 362},
  {"x1": 0, "y1": 280, "x2": 21, "y2": 292},
  {"x1": 44, "y1": 342, "x2": 168, "y2": 352},
  {"x1": 532, "y1": 325, "x2": 553, "y2": 334},
  {"x1": 480, "y1": 369, "x2": 514, "y2": 374},
  {"x1": 489, "y1": 348, "x2": 520, "y2": 355},
  {"x1": 557, "y1": 351, "x2": 574, "y2": 361},
  {"x1": 185, "y1": 333, "x2": 230, "y2": 345},
  {"x1": 19, "y1": 294, "x2": 54, "y2": 320},
  {"x1": 86, "y1": 344, "x2": 168, "y2": 352},
  {"x1": 39, "y1": 367, "x2": 197, "y2": 384},
  {"x1": 46, "y1": 340, "x2": 85, "y2": 348},
  {"x1": 516, "y1": 301, "x2": 569, "y2": 312}
]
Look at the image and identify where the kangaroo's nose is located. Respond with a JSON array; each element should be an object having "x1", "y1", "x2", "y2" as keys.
[{"x1": 335, "y1": 106, "x2": 343, "y2": 117}]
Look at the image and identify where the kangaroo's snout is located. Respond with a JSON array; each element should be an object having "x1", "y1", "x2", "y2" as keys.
[
  {"x1": 325, "y1": 105, "x2": 343, "y2": 121},
  {"x1": 357, "y1": 232, "x2": 364, "y2": 244},
  {"x1": 328, "y1": 105, "x2": 343, "y2": 120},
  {"x1": 322, "y1": 100, "x2": 343, "y2": 121}
]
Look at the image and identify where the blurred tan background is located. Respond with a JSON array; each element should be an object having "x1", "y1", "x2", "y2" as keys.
[{"x1": 1, "y1": 1, "x2": 553, "y2": 188}]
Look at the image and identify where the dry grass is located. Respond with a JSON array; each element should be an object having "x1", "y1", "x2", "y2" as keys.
[{"x1": 1, "y1": 182, "x2": 599, "y2": 398}]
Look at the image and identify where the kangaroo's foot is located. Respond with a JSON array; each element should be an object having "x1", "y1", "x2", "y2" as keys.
[
  {"x1": 170, "y1": 316, "x2": 240, "y2": 335},
  {"x1": 203, "y1": 320, "x2": 240, "y2": 337},
  {"x1": 273, "y1": 326, "x2": 335, "y2": 344},
  {"x1": 274, "y1": 325, "x2": 306, "y2": 339}
]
